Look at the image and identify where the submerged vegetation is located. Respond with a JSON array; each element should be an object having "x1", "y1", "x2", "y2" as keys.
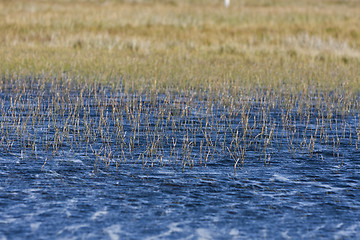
[{"x1": 1, "y1": 0, "x2": 360, "y2": 173}]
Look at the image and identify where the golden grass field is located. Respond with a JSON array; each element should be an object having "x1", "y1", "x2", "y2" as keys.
[{"x1": 1, "y1": 0, "x2": 360, "y2": 94}]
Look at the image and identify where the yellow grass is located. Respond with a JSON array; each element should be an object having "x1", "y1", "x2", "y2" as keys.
[{"x1": 1, "y1": 0, "x2": 360, "y2": 93}]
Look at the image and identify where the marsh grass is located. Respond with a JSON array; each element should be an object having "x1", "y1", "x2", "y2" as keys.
[
  {"x1": 1, "y1": 0, "x2": 360, "y2": 173},
  {"x1": 1, "y1": 75, "x2": 359, "y2": 173},
  {"x1": 1, "y1": 0, "x2": 360, "y2": 92}
]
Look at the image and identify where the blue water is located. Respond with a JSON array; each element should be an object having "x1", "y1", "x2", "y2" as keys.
[
  {"x1": 1, "y1": 150, "x2": 360, "y2": 239},
  {"x1": 1, "y1": 85, "x2": 360, "y2": 239}
]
